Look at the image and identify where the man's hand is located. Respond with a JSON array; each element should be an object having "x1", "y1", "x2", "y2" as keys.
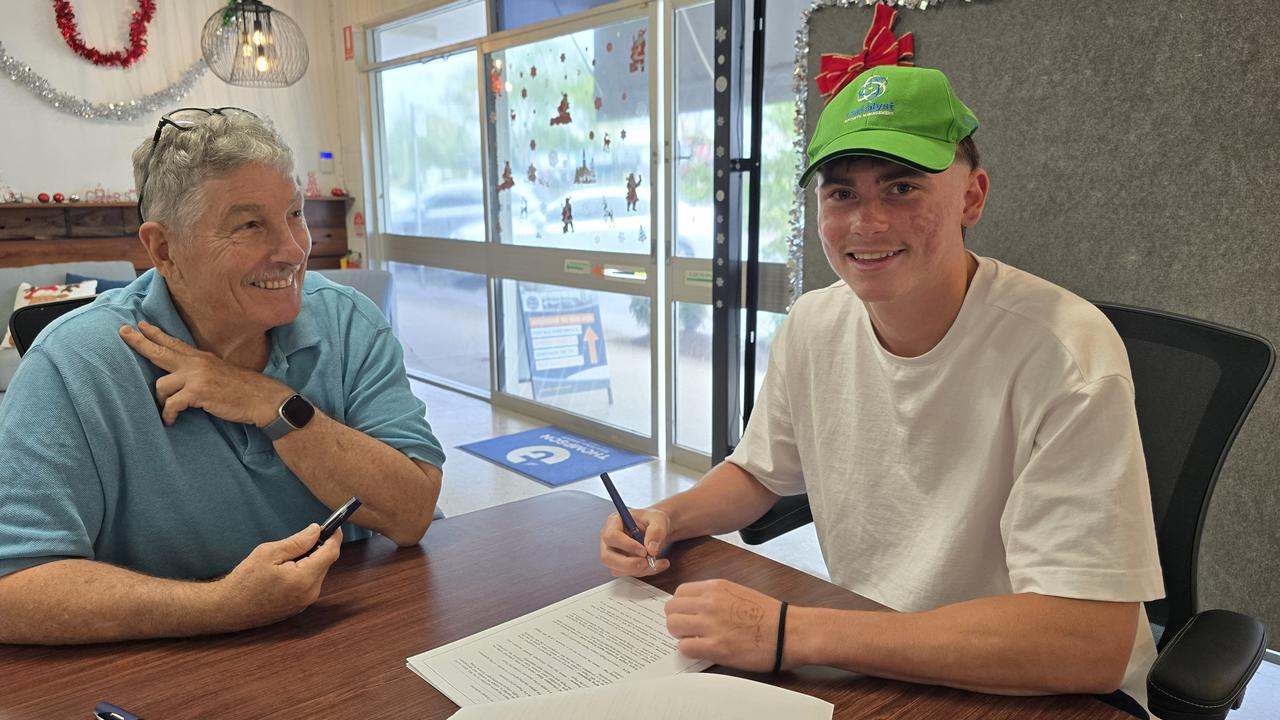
[
  {"x1": 214, "y1": 523, "x2": 343, "y2": 632},
  {"x1": 599, "y1": 508, "x2": 671, "y2": 577},
  {"x1": 120, "y1": 321, "x2": 293, "y2": 427},
  {"x1": 665, "y1": 579, "x2": 785, "y2": 672}
]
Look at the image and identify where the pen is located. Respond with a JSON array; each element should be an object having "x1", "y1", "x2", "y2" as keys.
[
  {"x1": 93, "y1": 701, "x2": 141, "y2": 720},
  {"x1": 600, "y1": 472, "x2": 656, "y2": 570}
]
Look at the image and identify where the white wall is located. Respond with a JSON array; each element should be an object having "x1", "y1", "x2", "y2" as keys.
[{"x1": 0, "y1": 0, "x2": 345, "y2": 200}]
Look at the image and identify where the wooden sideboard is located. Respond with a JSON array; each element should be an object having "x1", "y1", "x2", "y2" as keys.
[{"x1": 0, "y1": 197, "x2": 351, "y2": 271}]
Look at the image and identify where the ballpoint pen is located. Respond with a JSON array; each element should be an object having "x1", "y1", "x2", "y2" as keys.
[
  {"x1": 94, "y1": 701, "x2": 141, "y2": 720},
  {"x1": 600, "y1": 472, "x2": 657, "y2": 569}
]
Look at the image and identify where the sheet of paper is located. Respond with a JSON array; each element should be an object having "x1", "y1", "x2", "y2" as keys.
[
  {"x1": 445, "y1": 673, "x2": 834, "y2": 720},
  {"x1": 407, "y1": 577, "x2": 713, "y2": 707}
]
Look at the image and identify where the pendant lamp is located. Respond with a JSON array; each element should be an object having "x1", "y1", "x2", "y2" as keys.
[{"x1": 201, "y1": 1, "x2": 308, "y2": 88}]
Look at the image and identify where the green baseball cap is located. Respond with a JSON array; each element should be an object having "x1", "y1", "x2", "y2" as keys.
[{"x1": 800, "y1": 65, "x2": 978, "y2": 187}]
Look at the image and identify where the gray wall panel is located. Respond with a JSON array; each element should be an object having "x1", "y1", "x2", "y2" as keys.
[{"x1": 799, "y1": 1, "x2": 1279, "y2": 638}]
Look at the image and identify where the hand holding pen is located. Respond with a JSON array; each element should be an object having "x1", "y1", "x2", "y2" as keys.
[{"x1": 598, "y1": 472, "x2": 672, "y2": 577}]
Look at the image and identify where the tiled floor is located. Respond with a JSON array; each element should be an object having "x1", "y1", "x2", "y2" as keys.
[
  {"x1": 413, "y1": 380, "x2": 829, "y2": 581},
  {"x1": 413, "y1": 380, "x2": 1280, "y2": 718}
]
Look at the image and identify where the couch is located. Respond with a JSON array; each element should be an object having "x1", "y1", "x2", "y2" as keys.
[{"x1": 0, "y1": 261, "x2": 138, "y2": 394}]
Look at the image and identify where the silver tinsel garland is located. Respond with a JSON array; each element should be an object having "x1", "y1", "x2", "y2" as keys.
[
  {"x1": 0, "y1": 41, "x2": 207, "y2": 122},
  {"x1": 787, "y1": 0, "x2": 974, "y2": 304}
]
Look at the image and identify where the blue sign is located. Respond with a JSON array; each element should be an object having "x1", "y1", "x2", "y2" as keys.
[
  {"x1": 518, "y1": 287, "x2": 613, "y2": 402},
  {"x1": 459, "y1": 426, "x2": 651, "y2": 487}
]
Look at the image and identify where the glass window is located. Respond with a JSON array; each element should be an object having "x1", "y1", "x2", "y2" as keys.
[
  {"x1": 758, "y1": 0, "x2": 810, "y2": 263},
  {"x1": 675, "y1": 0, "x2": 807, "y2": 262},
  {"x1": 391, "y1": 263, "x2": 490, "y2": 392},
  {"x1": 486, "y1": 16, "x2": 652, "y2": 254},
  {"x1": 673, "y1": 304, "x2": 783, "y2": 455},
  {"x1": 499, "y1": 279, "x2": 651, "y2": 437},
  {"x1": 373, "y1": 0, "x2": 487, "y2": 62},
  {"x1": 672, "y1": 3, "x2": 716, "y2": 259},
  {"x1": 378, "y1": 51, "x2": 485, "y2": 240},
  {"x1": 494, "y1": 0, "x2": 618, "y2": 33}
]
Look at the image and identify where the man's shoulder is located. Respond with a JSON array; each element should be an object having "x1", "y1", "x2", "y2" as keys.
[
  {"x1": 32, "y1": 286, "x2": 147, "y2": 359},
  {"x1": 979, "y1": 258, "x2": 1128, "y2": 383},
  {"x1": 299, "y1": 271, "x2": 389, "y2": 335},
  {"x1": 788, "y1": 279, "x2": 862, "y2": 324}
]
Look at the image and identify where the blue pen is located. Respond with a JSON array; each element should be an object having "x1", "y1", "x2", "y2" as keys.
[
  {"x1": 600, "y1": 472, "x2": 656, "y2": 569},
  {"x1": 94, "y1": 701, "x2": 141, "y2": 720}
]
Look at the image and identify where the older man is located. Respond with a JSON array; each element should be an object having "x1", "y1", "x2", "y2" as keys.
[
  {"x1": 600, "y1": 66, "x2": 1163, "y2": 717},
  {"x1": 0, "y1": 108, "x2": 444, "y2": 644}
]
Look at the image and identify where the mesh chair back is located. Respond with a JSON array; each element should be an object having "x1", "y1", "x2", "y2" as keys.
[
  {"x1": 8, "y1": 296, "x2": 97, "y2": 356},
  {"x1": 1097, "y1": 303, "x2": 1274, "y2": 644}
]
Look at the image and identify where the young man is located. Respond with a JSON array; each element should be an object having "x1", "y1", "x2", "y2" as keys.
[{"x1": 600, "y1": 65, "x2": 1163, "y2": 716}]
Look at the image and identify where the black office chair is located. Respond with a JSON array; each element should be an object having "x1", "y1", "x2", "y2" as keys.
[
  {"x1": 7, "y1": 296, "x2": 96, "y2": 356},
  {"x1": 738, "y1": 302, "x2": 1273, "y2": 720}
]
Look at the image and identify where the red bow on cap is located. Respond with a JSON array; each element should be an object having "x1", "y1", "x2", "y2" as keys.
[{"x1": 814, "y1": 3, "x2": 915, "y2": 104}]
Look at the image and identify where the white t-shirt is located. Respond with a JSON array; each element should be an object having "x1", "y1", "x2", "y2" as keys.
[{"x1": 729, "y1": 253, "x2": 1164, "y2": 713}]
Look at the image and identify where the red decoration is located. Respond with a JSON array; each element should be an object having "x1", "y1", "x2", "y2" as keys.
[
  {"x1": 549, "y1": 94, "x2": 573, "y2": 126},
  {"x1": 53, "y1": 193, "x2": 65, "y2": 203},
  {"x1": 629, "y1": 29, "x2": 647, "y2": 73},
  {"x1": 561, "y1": 198, "x2": 574, "y2": 233},
  {"x1": 814, "y1": 3, "x2": 914, "y2": 104},
  {"x1": 490, "y1": 65, "x2": 503, "y2": 96},
  {"x1": 53, "y1": 0, "x2": 156, "y2": 69},
  {"x1": 330, "y1": 188, "x2": 347, "y2": 197},
  {"x1": 496, "y1": 161, "x2": 515, "y2": 192},
  {"x1": 37, "y1": 193, "x2": 51, "y2": 203}
]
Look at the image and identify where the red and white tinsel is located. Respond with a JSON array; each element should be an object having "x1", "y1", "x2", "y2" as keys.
[{"x1": 53, "y1": 0, "x2": 157, "y2": 68}]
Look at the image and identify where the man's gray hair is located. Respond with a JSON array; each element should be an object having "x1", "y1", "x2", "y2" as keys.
[{"x1": 131, "y1": 112, "x2": 296, "y2": 234}]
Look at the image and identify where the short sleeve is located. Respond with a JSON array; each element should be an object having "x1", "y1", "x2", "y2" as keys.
[
  {"x1": 726, "y1": 315, "x2": 806, "y2": 496},
  {"x1": 1001, "y1": 374, "x2": 1164, "y2": 602},
  {"x1": 0, "y1": 349, "x2": 103, "y2": 578},
  {"x1": 344, "y1": 326, "x2": 446, "y2": 469}
]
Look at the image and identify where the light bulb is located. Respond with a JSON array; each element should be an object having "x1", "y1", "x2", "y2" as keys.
[
  {"x1": 241, "y1": 43, "x2": 253, "y2": 57},
  {"x1": 256, "y1": 55, "x2": 270, "y2": 72}
]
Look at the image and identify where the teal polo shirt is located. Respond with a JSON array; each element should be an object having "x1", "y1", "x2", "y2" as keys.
[{"x1": 0, "y1": 270, "x2": 444, "y2": 581}]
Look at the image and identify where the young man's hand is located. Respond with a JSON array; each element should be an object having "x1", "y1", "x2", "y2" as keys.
[
  {"x1": 598, "y1": 508, "x2": 671, "y2": 577},
  {"x1": 665, "y1": 579, "x2": 788, "y2": 672}
]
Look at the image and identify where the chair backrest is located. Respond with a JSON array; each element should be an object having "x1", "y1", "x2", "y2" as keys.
[
  {"x1": 315, "y1": 269, "x2": 395, "y2": 326},
  {"x1": 1097, "y1": 303, "x2": 1275, "y2": 643},
  {"x1": 8, "y1": 296, "x2": 97, "y2": 356}
]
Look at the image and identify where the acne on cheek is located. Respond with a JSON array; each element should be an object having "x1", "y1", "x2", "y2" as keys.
[{"x1": 909, "y1": 207, "x2": 946, "y2": 243}]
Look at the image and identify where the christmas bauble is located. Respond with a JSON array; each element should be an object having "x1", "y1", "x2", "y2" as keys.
[
  {"x1": 53, "y1": 193, "x2": 65, "y2": 203},
  {"x1": 330, "y1": 188, "x2": 347, "y2": 197},
  {"x1": 69, "y1": 194, "x2": 82, "y2": 202},
  {"x1": 37, "y1": 193, "x2": 50, "y2": 203}
]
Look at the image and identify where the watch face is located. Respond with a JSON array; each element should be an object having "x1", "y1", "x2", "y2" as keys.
[{"x1": 281, "y1": 394, "x2": 315, "y2": 429}]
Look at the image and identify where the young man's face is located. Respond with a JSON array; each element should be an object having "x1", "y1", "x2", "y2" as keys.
[{"x1": 815, "y1": 156, "x2": 988, "y2": 306}]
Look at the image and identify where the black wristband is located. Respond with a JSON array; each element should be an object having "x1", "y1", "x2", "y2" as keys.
[{"x1": 772, "y1": 601, "x2": 789, "y2": 673}]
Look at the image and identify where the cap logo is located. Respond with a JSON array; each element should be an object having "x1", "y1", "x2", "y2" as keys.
[{"x1": 856, "y1": 75, "x2": 888, "y2": 102}]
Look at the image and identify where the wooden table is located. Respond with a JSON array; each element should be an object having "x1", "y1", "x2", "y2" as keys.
[{"x1": 0, "y1": 491, "x2": 1131, "y2": 719}]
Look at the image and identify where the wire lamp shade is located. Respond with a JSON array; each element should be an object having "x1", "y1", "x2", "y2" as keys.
[{"x1": 201, "y1": 1, "x2": 308, "y2": 88}]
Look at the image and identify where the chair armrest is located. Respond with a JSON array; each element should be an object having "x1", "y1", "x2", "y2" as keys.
[
  {"x1": 738, "y1": 494, "x2": 813, "y2": 545},
  {"x1": 1147, "y1": 608, "x2": 1268, "y2": 720}
]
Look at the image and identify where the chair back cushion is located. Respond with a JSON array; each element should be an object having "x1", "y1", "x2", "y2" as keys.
[{"x1": 1097, "y1": 303, "x2": 1275, "y2": 640}]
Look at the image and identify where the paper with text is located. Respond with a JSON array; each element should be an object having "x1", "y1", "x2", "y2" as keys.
[
  {"x1": 407, "y1": 577, "x2": 713, "y2": 707},
  {"x1": 445, "y1": 673, "x2": 834, "y2": 719}
]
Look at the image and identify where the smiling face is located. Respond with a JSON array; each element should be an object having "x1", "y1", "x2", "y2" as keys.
[
  {"x1": 815, "y1": 156, "x2": 988, "y2": 309},
  {"x1": 162, "y1": 163, "x2": 310, "y2": 342}
]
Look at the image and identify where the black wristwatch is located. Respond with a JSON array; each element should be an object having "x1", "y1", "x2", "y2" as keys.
[{"x1": 263, "y1": 394, "x2": 315, "y2": 441}]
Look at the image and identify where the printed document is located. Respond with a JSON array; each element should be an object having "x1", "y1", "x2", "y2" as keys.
[
  {"x1": 407, "y1": 577, "x2": 712, "y2": 706},
  {"x1": 446, "y1": 673, "x2": 834, "y2": 719}
]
